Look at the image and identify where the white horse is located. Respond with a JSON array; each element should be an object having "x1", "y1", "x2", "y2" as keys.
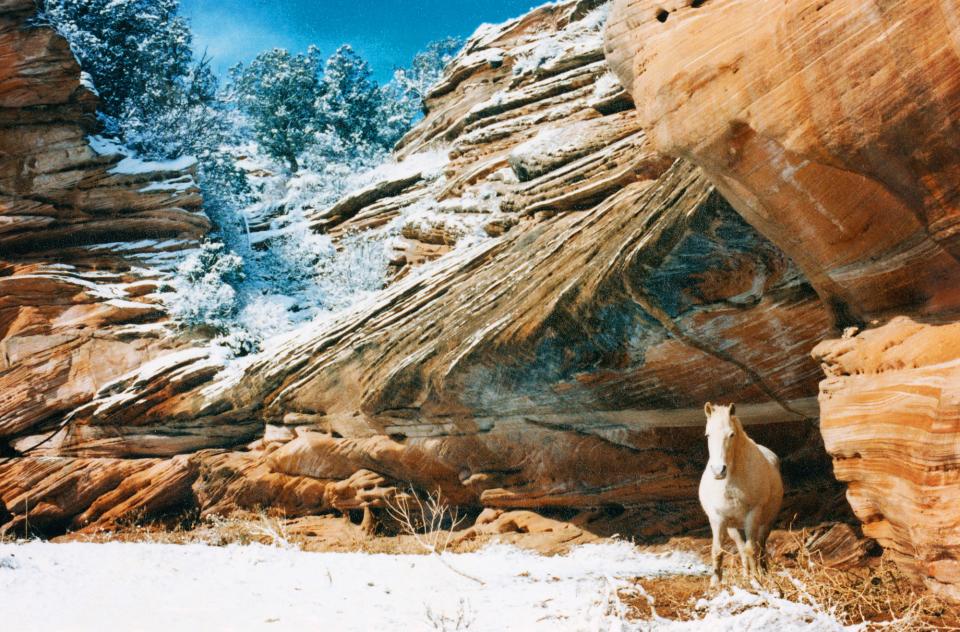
[{"x1": 698, "y1": 402, "x2": 783, "y2": 586}]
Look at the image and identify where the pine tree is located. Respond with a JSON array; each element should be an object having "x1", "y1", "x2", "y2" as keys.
[
  {"x1": 392, "y1": 37, "x2": 463, "y2": 105},
  {"x1": 42, "y1": 0, "x2": 194, "y2": 134},
  {"x1": 229, "y1": 47, "x2": 324, "y2": 172},
  {"x1": 316, "y1": 45, "x2": 386, "y2": 149}
]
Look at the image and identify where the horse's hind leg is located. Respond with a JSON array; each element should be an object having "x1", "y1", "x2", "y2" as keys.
[
  {"x1": 757, "y1": 523, "x2": 771, "y2": 572},
  {"x1": 743, "y1": 511, "x2": 763, "y2": 579},
  {"x1": 726, "y1": 527, "x2": 748, "y2": 575},
  {"x1": 709, "y1": 518, "x2": 726, "y2": 587}
]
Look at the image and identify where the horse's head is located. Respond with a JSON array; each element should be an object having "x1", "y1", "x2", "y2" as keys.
[{"x1": 704, "y1": 402, "x2": 741, "y2": 480}]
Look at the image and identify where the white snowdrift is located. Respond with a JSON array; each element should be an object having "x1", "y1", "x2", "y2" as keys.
[
  {"x1": 648, "y1": 586, "x2": 868, "y2": 631},
  {"x1": 0, "y1": 540, "x2": 706, "y2": 631},
  {"x1": 0, "y1": 539, "x2": 865, "y2": 631}
]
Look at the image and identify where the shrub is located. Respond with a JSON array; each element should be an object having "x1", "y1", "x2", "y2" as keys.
[{"x1": 165, "y1": 242, "x2": 244, "y2": 330}]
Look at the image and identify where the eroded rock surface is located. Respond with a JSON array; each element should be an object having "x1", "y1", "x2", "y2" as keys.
[
  {"x1": 1, "y1": 0, "x2": 839, "y2": 542},
  {"x1": 814, "y1": 319, "x2": 960, "y2": 601},
  {"x1": 0, "y1": 2, "x2": 210, "y2": 450},
  {"x1": 606, "y1": 0, "x2": 960, "y2": 597},
  {"x1": 605, "y1": 0, "x2": 960, "y2": 324}
]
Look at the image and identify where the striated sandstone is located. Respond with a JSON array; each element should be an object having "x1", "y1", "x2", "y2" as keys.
[
  {"x1": 2, "y1": 0, "x2": 840, "y2": 542},
  {"x1": 605, "y1": 0, "x2": 960, "y2": 324},
  {"x1": 0, "y1": 0, "x2": 211, "y2": 456},
  {"x1": 606, "y1": 0, "x2": 960, "y2": 597},
  {"x1": 814, "y1": 318, "x2": 960, "y2": 601}
]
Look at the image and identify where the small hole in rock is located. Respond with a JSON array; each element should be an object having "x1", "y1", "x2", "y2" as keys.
[
  {"x1": 656, "y1": 8, "x2": 669, "y2": 22},
  {"x1": 602, "y1": 503, "x2": 626, "y2": 518},
  {"x1": 691, "y1": 0, "x2": 706, "y2": 7}
]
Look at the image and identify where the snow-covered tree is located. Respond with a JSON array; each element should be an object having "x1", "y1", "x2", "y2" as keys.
[
  {"x1": 376, "y1": 37, "x2": 464, "y2": 148},
  {"x1": 392, "y1": 37, "x2": 463, "y2": 105},
  {"x1": 165, "y1": 241, "x2": 245, "y2": 330},
  {"x1": 229, "y1": 47, "x2": 324, "y2": 172},
  {"x1": 315, "y1": 45, "x2": 387, "y2": 149},
  {"x1": 43, "y1": 0, "x2": 252, "y2": 238},
  {"x1": 43, "y1": 0, "x2": 461, "y2": 342},
  {"x1": 42, "y1": 0, "x2": 193, "y2": 131}
]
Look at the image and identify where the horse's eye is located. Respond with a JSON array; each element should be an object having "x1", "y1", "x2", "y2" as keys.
[{"x1": 727, "y1": 432, "x2": 734, "y2": 439}]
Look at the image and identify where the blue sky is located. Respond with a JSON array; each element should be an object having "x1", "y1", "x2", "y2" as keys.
[{"x1": 180, "y1": 0, "x2": 541, "y2": 82}]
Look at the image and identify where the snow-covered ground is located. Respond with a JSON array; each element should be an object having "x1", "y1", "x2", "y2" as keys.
[{"x1": 0, "y1": 541, "x2": 860, "y2": 631}]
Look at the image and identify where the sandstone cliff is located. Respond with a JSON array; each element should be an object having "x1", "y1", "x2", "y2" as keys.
[
  {"x1": 0, "y1": 0, "x2": 211, "y2": 494},
  {"x1": 0, "y1": 0, "x2": 841, "y2": 540},
  {"x1": 606, "y1": 0, "x2": 960, "y2": 600}
]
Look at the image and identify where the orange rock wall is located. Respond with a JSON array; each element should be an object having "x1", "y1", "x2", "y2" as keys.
[
  {"x1": 606, "y1": 0, "x2": 960, "y2": 597},
  {"x1": 0, "y1": 4, "x2": 213, "y2": 450},
  {"x1": 0, "y1": 0, "x2": 843, "y2": 538}
]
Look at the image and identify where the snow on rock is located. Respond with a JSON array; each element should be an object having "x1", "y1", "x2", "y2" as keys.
[
  {"x1": 79, "y1": 71, "x2": 97, "y2": 95},
  {"x1": 510, "y1": 4, "x2": 610, "y2": 79},
  {"x1": 110, "y1": 154, "x2": 197, "y2": 176},
  {"x1": 139, "y1": 177, "x2": 197, "y2": 193},
  {"x1": 508, "y1": 120, "x2": 615, "y2": 181},
  {"x1": 88, "y1": 135, "x2": 198, "y2": 175},
  {"x1": 0, "y1": 541, "x2": 706, "y2": 632}
]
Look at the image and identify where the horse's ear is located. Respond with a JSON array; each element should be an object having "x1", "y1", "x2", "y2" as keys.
[
  {"x1": 704, "y1": 402, "x2": 714, "y2": 417},
  {"x1": 729, "y1": 403, "x2": 736, "y2": 415}
]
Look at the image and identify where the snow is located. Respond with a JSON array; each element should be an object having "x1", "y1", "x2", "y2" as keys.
[
  {"x1": 87, "y1": 135, "x2": 196, "y2": 175},
  {"x1": 592, "y1": 70, "x2": 625, "y2": 102},
  {"x1": 650, "y1": 586, "x2": 867, "y2": 631},
  {"x1": 510, "y1": 4, "x2": 611, "y2": 78},
  {"x1": 362, "y1": 147, "x2": 450, "y2": 184},
  {"x1": 87, "y1": 134, "x2": 124, "y2": 157},
  {"x1": 139, "y1": 177, "x2": 196, "y2": 193},
  {"x1": 0, "y1": 541, "x2": 704, "y2": 632},
  {"x1": 110, "y1": 154, "x2": 197, "y2": 175},
  {"x1": 79, "y1": 71, "x2": 98, "y2": 95},
  {"x1": 0, "y1": 540, "x2": 864, "y2": 632}
]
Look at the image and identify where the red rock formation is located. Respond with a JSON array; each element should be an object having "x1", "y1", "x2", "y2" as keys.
[
  {"x1": 814, "y1": 319, "x2": 960, "y2": 601},
  {"x1": 605, "y1": 0, "x2": 960, "y2": 324},
  {"x1": 606, "y1": 0, "x2": 960, "y2": 597},
  {"x1": 0, "y1": 0, "x2": 210, "y2": 448},
  {"x1": 0, "y1": 0, "x2": 840, "y2": 543}
]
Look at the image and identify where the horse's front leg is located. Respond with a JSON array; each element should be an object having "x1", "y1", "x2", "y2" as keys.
[
  {"x1": 726, "y1": 527, "x2": 748, "y2": 576},
  {"x1": 709, "y1": 517, "x2": 726, "y2": 587}
]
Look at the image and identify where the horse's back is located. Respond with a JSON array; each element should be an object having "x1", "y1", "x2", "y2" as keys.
[
  {"x1": 755, "y1": 442, "x2": 784, "y2": 524},
  {"x1": 757, "y1": 443, "x2": 780, "y2": 471}
]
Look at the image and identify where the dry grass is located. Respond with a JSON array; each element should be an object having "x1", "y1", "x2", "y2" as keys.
[
  {"x1": 62, "y1": 508, "x2": 491, "y2": 556},
  {"x1": 385, "y1": 487, "x2": 486, "y2": 585},
  {"x1": 622, "y1": 527, "x2": 960, "y2": 631}
]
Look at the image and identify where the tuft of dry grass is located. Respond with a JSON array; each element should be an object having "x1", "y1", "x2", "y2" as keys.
[
  {"x1": 622, "y1": 527, "x2": 960, "y2": 631},
  {"x1": 758, "y1": 528, "x2": 960, "y2": 631},
  {"x1": 62, "y1": 507, "x2": 493, "y2": 556}
]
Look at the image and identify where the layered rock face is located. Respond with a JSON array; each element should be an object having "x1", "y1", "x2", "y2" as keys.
[
  {"x1": 1, "y1": 0, "x2": 841, "y2": 540},
  {"x1": 0, "y1": 5, "x2": 210, "y2": 453},
  {"x1": 814, "y1": 320, "x2": 960, "y2": 601},
  {"x1": 605, "y1": 0, "x2": 960, "y2": 324},
  {"x1": 606, "y1": 0, "x2": 960, "y2": 598}
]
